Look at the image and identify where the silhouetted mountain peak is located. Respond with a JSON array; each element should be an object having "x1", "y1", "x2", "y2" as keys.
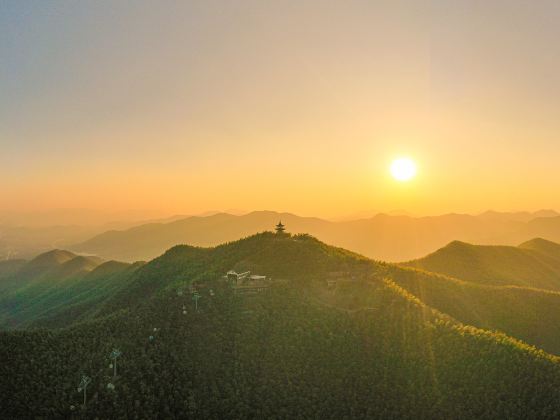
[
  {"x1": 519, "y1": 238, "x2": 560, "y2": 255},
  {"x1": 88, "y1": 260, "x2": 132, "y2": 277},
  {"x1": 57, "y1": 255, "x2": 103, "y2": 275},
  {"x1": 534, "y1": 209, "x2": 560, "y2": 218},
  {"x1": 406, "y1": 239, "x2": 560, "y2": 290},
  {"x1": 418, "y1": 240, "x2": 476, "y2": 260},
  {"x1": 27, "y1": 249, "x2": 77, "y2": 268},
  {"x1": 445, "y1": 240, "x2": 473, "y2": 249}
]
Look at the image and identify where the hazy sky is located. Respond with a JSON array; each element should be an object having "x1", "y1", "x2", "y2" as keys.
[{"x1": 2, "y1": 0, "x2": 560, "y2": 218}]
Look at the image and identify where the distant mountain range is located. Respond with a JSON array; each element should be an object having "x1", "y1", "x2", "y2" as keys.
[
  {"x1": 0, "y1": 213, "x2": 190, "y2": 260},
  {"x1": 70, "y1": 209, "x2": 560, "y2": 262}
]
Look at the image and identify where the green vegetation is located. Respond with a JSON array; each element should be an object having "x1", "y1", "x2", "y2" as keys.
[
  {"x1": 394, "y1": 238, "x2": 560, "y2": 355},
  {"x1": 0, "y1": 250, "x2": 142, "y2": 329},
  {"x1": 4, "y1": 272, "x2": 560, "y2": 418},
  {"x1": 386, "y1": 265, "x2": 560, "y2": 355},
  {"x1": 4, "y1": 233, "x2": 560, "y2": 418},
  {"x1": 404, "y1": 239, "x2": 560, "y2": 290},
  {"x1": 0, "y1": 259, "x2": 26, "y2": 290},
  {"x1": 98, "y1": 232, "x2": 373, "y2": 316}
]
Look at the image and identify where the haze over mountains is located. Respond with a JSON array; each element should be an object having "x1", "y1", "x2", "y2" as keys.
[
  {"x1": 0, "y1": 210, "x2": 190, "y2": 260},
  {"x1": 69, "y1": 209, "x2": 560, "y2": 263}
]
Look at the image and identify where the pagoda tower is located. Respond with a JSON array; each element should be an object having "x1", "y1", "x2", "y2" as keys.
[{"x1": 275, "y1": 221, "x2": 286, "y2": 234}]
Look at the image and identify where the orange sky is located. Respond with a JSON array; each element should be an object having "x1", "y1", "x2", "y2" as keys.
[{"x1": 3, "y1": 1, "x2": 560, "y2": 218}]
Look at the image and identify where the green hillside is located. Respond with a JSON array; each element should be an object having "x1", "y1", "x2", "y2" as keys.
[
  {"x1": 386, "y1": 265, "x2": 560, "y2": 355},
  {"x1": 0, "y1": 250, "x2": 142, "y2": 329},
  {"x1": 0, "y1": 259, "x2": 26, "y2": 289},
  {"x1": 404, "y1": 239, "x2": 560, "y2": 290},
  {"x1": 27, "y1": 261, "x2": 145, "y2": 329},
  {"x1": 0, "y1": 252, "x2": 79, "y2": 305},
  {"x1": 99, "y1": 232, "x2": 373, "y2": 315},
  {"x1": 519, "y1": 237, "x2": 560, "y2": 256},
  {"x1": 3, "y1": 233, "x2": 560, "y2": 418}
]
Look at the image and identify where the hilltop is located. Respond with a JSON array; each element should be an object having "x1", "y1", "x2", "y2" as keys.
[
  {"x1": 519, "y1": 237, "x2": 560, "y2": 255},
  {"x1": 98, "y1": 232, "x2": 373, "y2": 315},
  {"x1": 404, "y1": 239, "x2": 560, "y2": 290}
]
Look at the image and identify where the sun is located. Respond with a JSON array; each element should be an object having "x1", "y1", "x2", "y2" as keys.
[{"x1": 390, "y1": 157, "x2": 417, "y2": 182}]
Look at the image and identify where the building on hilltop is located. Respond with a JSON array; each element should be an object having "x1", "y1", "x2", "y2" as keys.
[
  {"x1": 226, "y1": 270, "x2": 250, "y2": 285},
  {"x1": 225, "y1": 270, "x2": 271, "y2": 295},
  {"x1": 275, "y1": 220, "x2": 286, "y2": 234}
]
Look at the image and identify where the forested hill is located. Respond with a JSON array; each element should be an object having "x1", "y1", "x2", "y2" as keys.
[
  {"x1": 0, "y1": 250, "x2": 143, "y2": 329},
  {"x1": 386, "y1": 265, "x2": 560, "y2": 356},
  {"x1": 3, "y1": 233, "x2": 560, "y2": 418},
  {"x1": 0, "y1": 233, "x2": 370, "y2": 330},
  {"x1": 99, "y1": 232, "x2": 374, "y2": 314},
  {"x1": 404, "y1": 238, "x2": 560, "y2": 290}
]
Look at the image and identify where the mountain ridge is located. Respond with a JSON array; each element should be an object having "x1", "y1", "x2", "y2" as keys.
[
  {"x1": 69, "y1": 210, "x2": 560, "y2": 263},
  {"x1": 404, "y1": 237, "x2": 560, "y2": 291}
]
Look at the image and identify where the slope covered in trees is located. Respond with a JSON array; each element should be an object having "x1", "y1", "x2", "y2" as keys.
[
  {"x1": 386, "y1": 265, "x2": 560, "y2": 355},
  {"x1": 0, "y1": 250, "x2": 143, "y2": 329},
  {"x1": 97, "y1": 232, "x2": 373, "y2": 316},
  {"x1": 3, "y1": 233, "x2": 560, "y2": 418},
  {"x1": 518, "y1": 237, "x2": 560, "y2": 257},
  {"x1": 404, "y1": 239, "x2": 560, "y2": 290},
  {"x1": 4, "y1": 273, "x2": 560, "y2": 418},
  {"x1": 0, "y1": 259, "x2": 26, "y2": 289}
]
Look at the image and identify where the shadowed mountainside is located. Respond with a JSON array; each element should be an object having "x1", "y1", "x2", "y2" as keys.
[{"x1": 0, "y1": 250, "x2": 143, "y2": 329}]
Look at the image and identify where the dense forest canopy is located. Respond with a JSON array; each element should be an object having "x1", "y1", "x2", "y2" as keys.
[{"x1": 3, "y1": 232, "x2": 560, "y2": 418}]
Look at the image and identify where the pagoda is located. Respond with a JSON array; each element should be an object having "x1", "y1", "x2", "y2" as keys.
[{"x1": 275, "y1": 221, "x2": 286, "y2": 234}]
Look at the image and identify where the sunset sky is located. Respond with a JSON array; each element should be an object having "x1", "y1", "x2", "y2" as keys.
[{"x1": 2, "y1": 1, "x2": 560, "y2": 218}]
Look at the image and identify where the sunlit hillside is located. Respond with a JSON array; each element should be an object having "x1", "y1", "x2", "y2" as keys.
[
  {"x1": 404, "y1": 239, "x2": 560, "y2": 290},
  {"x1": 387, "y1": 265, "x2": 560, "y2": 355}
]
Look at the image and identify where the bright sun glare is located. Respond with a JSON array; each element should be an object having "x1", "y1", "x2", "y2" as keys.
[{"x1": 390, "y1": 158, "x2": 417, "y2": 182}]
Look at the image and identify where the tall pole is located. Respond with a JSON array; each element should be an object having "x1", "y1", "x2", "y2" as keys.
[
  {"x1": 192, "y1": 291, "x2": 201, "y2": 312},
  {"x1": 110, "y1": 349, "x2": 122, "y2": 378},
  {"x1": 78, "y1": 375, "x2": 91, "y2": 406}
]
